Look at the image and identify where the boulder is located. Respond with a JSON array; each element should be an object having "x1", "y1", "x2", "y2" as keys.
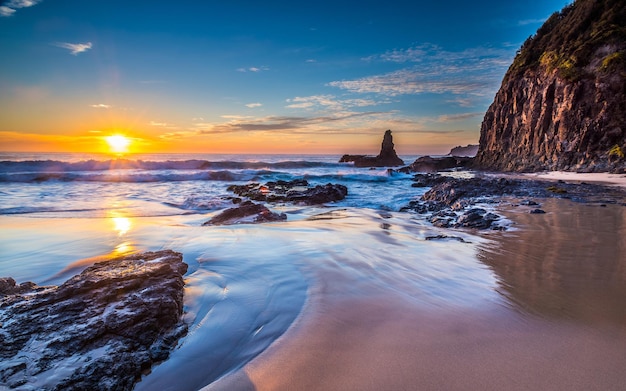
[
  {"x1": 227, "y1": 179, "x2": 347, "y2": 205},
  {"x1": 0, "y1": 250, "x2": 188, "y2": 391},
  {"x1": 403, "y1": 156, "x2": 472, "y2": 173},
  {"x1": 203, "y1": 201, "x2": 287, "y2": 225}
]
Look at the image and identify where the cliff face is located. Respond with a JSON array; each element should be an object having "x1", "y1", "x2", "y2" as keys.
[{"x1": 475, "y1": 0, "x2": 626, "y2": 172}]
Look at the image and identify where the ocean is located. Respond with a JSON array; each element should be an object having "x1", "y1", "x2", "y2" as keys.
[{"x1": 2, "y1": 152, "x2": 625, "y2": 390}]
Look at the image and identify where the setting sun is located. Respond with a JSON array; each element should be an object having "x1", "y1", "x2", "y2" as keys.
[{"x1": 105, "y1": 135, "x2": 131, "y2": 154}]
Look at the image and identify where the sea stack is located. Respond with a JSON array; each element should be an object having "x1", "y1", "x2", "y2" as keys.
[
  {"x1": 474, "y1": 0, "x2": 626, "y2": 173},
  {"x1": 340, "y1": 130, "x2": 405, "y2": 167}
]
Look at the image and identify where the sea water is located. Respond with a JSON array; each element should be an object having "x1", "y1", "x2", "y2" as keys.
[{"x1": 0, "y1": 152, "x2": 501, "y2": 389}]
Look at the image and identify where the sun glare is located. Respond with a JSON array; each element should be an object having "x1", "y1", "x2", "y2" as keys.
[{"x1": 105, "y1": 134, "x2": 131, "y2": 154}]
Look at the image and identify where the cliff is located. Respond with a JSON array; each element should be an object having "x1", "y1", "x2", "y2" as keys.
[{"x1": 475, "y1": 0, "x2": 626, "y2": 173}]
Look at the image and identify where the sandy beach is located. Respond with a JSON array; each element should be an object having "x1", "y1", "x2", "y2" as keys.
[{"x1": 206, "y1": 197, "x2": 626, "y2": 391}]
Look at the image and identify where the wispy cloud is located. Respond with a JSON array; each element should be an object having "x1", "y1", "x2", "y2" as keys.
[
  {"x1": 436, "y1": 112, "x2": 483, "y2": 122},
  {"x1": 245, "y1": 102, "x2": 263, "y2": 108},
  {"x1": 332, "y1": 44, "x2": 513, "y2": 97},
  {"x1": 237, "y1": 66, "x2": 269, "y2": 73},
  {"x1": 0, "y1": 0, "x2": 42, "y2": 17},
  {"x1": 53, "y1": 42, "x2": 93, "y2": 55},
  {"x1": 518, "y1": 18, "x2": 547, "y2": 26},
  {"x1": 193, "y1": 112, "x2": 388, "y2": 135},
  {"x1": 90, "y1": 103, "x2": 111, "y2": 109},
  {"x1": 285, "y1": 94, "x2": 390, "y2": 111},
  {"x1": 150, "y1": 121, "x2": 178, "y2": 129}
]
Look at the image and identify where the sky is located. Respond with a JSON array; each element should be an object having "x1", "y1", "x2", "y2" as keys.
[{"x1": 0, "y1": 0, "x2": 573, "y2": 155}]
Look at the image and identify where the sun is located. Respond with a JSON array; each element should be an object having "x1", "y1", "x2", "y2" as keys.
[{"x1": 105, "y1": 134, "x2": 131, "y2": 154}]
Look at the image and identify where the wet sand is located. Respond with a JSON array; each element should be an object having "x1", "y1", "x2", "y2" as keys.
[{"x1": 206, "y1": 198, "x2": 626, "y2": 391}]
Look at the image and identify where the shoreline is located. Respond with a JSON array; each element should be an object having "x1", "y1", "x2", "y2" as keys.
[{"x1": 206, "y1": 196, "x2": 626, "y2": 391}]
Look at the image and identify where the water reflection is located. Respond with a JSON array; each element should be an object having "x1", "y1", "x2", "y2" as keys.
[
  {"x1": 478, "y1": 199, "x2": 626, "y2": 328},
  {"x1": 112, "y1": 216, "x2": 131, "y2": 236}
]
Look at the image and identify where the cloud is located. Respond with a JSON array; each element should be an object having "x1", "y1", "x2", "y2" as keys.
[
  {"x1": 285, "y1": 95, "x2": 389, "y2": 111},
  {"x1": 53, "y1": 42, "x2": 93, "y2": 55},
  {"x1": 150, "y1": 121, "x2": 178, "y2": 129},
  {"x1": 237, "y1": 66, "x2": 269, "y2": 73},
  {"x1": 0, "y1": 0, "x2": 42, "y2": 17},
  {"x1": 90, "y1": 104, "x2": 111, "y2": 109},
  {"x1": 436, "y1": 112, "x2": 483, "y2": 122},
  {"x1": 194, "y1": 111, "x2": 388, "y2": 135},
  {"x1": 518, "y1": 18, "x2": 547, "y2": 26},
  {"x1": 333, "y1": 44, "x2": 514, "y2": 97},
  {"x1": 245, "y1": 102, "x2": 263, "y2": 108}
]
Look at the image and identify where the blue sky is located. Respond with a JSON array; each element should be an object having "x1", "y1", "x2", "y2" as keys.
[{"x1": 0, "y1": 0, "x2": 572, "y2": 154}]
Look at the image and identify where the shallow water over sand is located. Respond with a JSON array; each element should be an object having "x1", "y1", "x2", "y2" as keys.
[
  {"x1": 2, "y1": 153, "x2": 626, "y2": 390},
  {"x1": 207, "y1": 199, "x2": 626, "y2": 391}
]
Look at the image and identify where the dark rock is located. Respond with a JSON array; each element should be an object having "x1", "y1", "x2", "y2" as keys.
[
  {"x1": 403, "y1": 156, "x2": 473, "y2": 173},
  {"x1": 425, "y1": 235, "x2": 468, "y2": 243},
  {"x1": 203, "y1": 201, "x2": 287, "y2": 225},
  {"x1": 342, "y1": 130, "x2": 405, "y2": 167},
  {"x1": 227, "y1": 179, "x2": 347, "y2": 205},
  {"x1": 402, "y1": 173, "x2": 626, "y2": 230},
  {"x1": 0, "y1": 250, "x2": 188, "y2": 391},
  {"x1": 474, "y1": 0, "x2": 626, "y2": 173},
  {"x1": 448, "y1": 144, "x2": 479, "y2": 157},
  {"x1": 529, "y1": 208, "x2": 547, "y2": 214},
  {"x1": 339, "y1": 154, "x2": 366, "y2": 163}
]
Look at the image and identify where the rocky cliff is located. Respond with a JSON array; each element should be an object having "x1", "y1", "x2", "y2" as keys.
[{"x1": 475, "y1": 0, "x2": 626, "y2": 172}]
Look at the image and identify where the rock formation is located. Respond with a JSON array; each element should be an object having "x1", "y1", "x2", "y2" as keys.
[
  {"x1": 474, "y1": 0, "x2": 626, "y2": 173},
  {"x1": 448, "y1": 144, "x2": 479, "y2": 157},
  {"x1": 340, "y1": 130, "x2": 404, "y2": 167},
  {"x1": 401, "y1": 156, "x2": 473, "y2": 173},
  {"x1": 203, "y1": 201, "x2": 287, "y2": 225},
  {"x1": 402, "y1": 173, "x2": 626, "y2": 229},
  {"x1": 226, "y1": 179, "x2": 348, "y2": 205},
  {"x1": 0, "y1": 250, "x2": 188, "y2": 390}
]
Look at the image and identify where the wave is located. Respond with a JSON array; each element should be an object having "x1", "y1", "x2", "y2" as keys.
[
  {"x1": 0, "y1": 170, "x2": 267, "y2": 183},
  {"x1": 0, "y1": 159, "x2": 341, "y2": 173}
]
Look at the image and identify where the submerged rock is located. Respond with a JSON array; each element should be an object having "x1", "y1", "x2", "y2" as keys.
[
  {"x1": 0, "y1": 250, "x2": 188, "y2": 391},
  {"x1": 203, "y1": 201, "x2": 287, "y2": 225},
  {"x1": 227, "y1": 179, "x2": 347, "y2": 205}
]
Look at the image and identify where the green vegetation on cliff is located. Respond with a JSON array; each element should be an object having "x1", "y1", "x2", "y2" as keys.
[{"x1": 510, "y1": 0, "x2": 626, "y2": 80}]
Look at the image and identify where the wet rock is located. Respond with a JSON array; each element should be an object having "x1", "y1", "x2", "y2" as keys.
[
  {"x1": 203, "y1": 201, "x2": 287, "y2": 225},
  {"x1": 529, "y1": 208, "x2": 547, "y2": 214},
  {"x1": 227, "y1": 179, "x2": 347, "y2": 205},
  {"x1": 402, "y1": 173, "x2": 626, "y2": 231},
  {"x1": 425, "y1": 234, "x2": 469, "y2": 243},
  {"x1": 0, "y1": 250, "x2": 188, "y2": 391},
  {"x1": 402, "y1": 155, "x2": 473, "y2": 173}
]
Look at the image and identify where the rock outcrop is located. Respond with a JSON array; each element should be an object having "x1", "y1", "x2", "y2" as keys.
[
  {"x1": 474, "y1": 0, "x2": 626, "y2": 173},
  {"x1": 402, "y1": 173, "x2": 626, "y2": 229},
  {"x1": 226, "y1": 179, "x2": 348, "y2": 205},
  {"x1": 203, "y1": 201, "x2": 287, "y2": 225},
  {"x1": 401, "y1": 156, "x2": 473, "y2": 173},
  {"x1": 0, "y1": 250, "x2": 188, "y2": 391},
  {"x1": 448, "y1": 144, "x2": 479, "y2": 157},
  {"x1": 340, "y1": 130, "x2": 404, "y2": 167}
]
